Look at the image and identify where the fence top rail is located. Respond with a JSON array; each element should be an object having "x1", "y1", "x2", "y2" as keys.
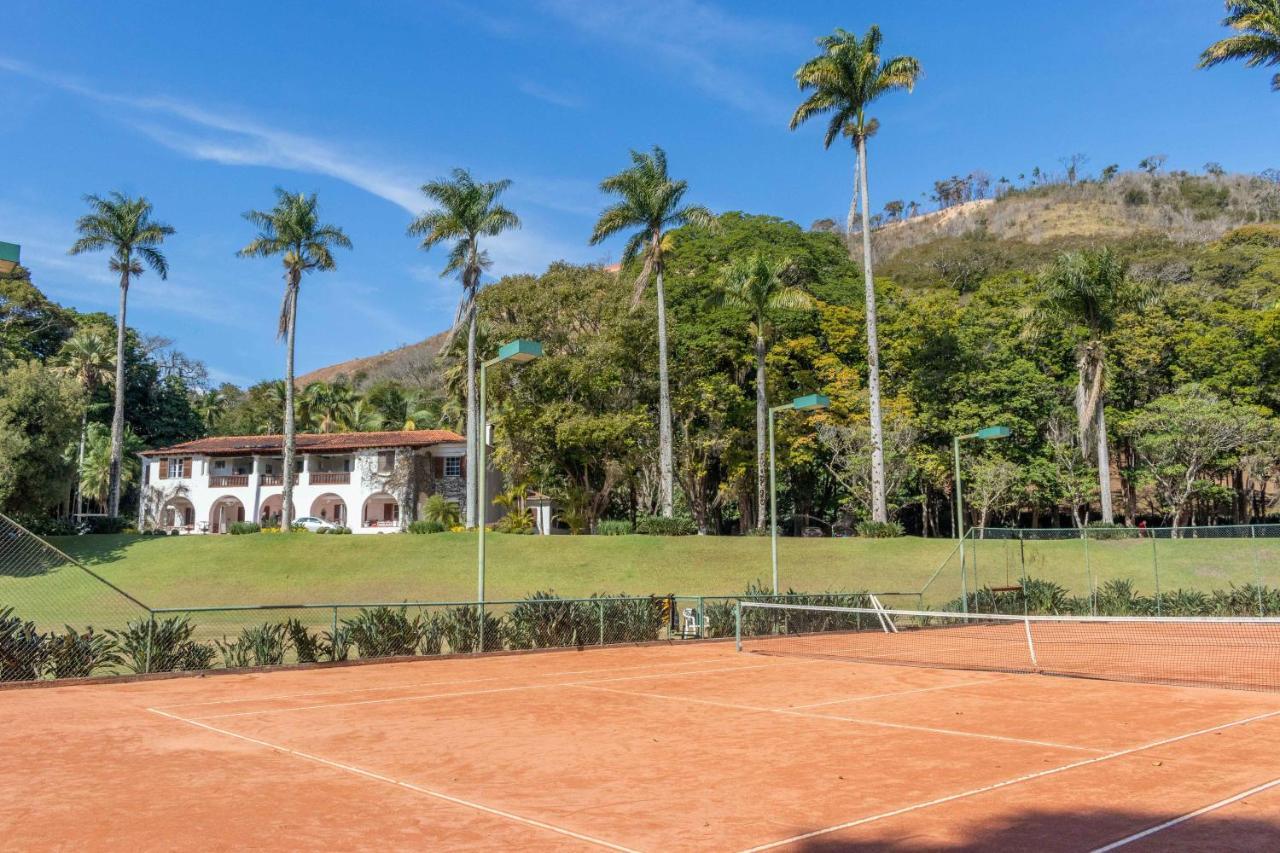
[
  {"x1": 737, "y1": 600, "x2": 1280, "y2": 625},
  {"x1": 973, "y1": 524, "x2": 1280, "y2": 537},
  {"x1": 149, "y1": 595, "x2": 673, "y2": 614}
]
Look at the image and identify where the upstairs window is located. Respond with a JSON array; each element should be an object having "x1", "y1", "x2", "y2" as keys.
[
  {"x1": 377, "y1": 451, "x2": 396, "y2": 474},
  {"x1": 167, "y1": 458, "x2": 187, "y2": 479},
  {"x1": 444, "y1": 456, "x2": 462, "y2": 477}
]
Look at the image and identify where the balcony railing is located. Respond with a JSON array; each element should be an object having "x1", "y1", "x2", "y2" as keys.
[
  {"x1": 258, "y1": 474, "x2": 297, "y2": 487},
  {"x1": 310, "y1": 471, "x2": 351, "y2": 485},
  {"x1": 208, "y1": 475, "x2": 249, "y2": 488}
]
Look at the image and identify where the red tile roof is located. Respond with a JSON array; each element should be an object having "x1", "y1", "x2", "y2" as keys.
[{"x1": 142, "y1": 429, "x2": 465, "y2": 457}]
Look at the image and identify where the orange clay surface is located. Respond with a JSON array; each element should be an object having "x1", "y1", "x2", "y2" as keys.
[{"x1": 3, "y1": 642, "x2": 1280, "y2": 851}]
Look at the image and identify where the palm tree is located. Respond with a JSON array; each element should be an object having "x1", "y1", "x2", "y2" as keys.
[
  {"x1": 1199, "y1": 1, "x2": 1280, "y2": 90},
  {"x1": 300, "y1": 381, "x2": 356, "y2": 433},
  {"x1": 79, "y1": 422, "x2": 143, "y2": 506},
  {"x1": 714, "y1": 254, "x2": 815, "y2": 530},
  {"x1": 790, "y1": 26, "x2": 920, "y2": 524},
  {"x1": 347, "y1": 399, "x2": 386, "y2": 432},
  {"x1": 238, "y1": 189, "x2": 351, "y2": 531},
  {"x1": 68, "y1": 192, "x2": 175, "y2": 516},
  {"x1": 55, "y1": 327, "x2": 115, "y2": 517},
  {"x1": 195, "y1": 388, "x2": 226, "y2": 432},
  {"x1": 590, "y1": 146, "x2": 716, "y2": 518},
  {"x1": 408, "y1": 169, "x2": 520, "y2": 529},
  {"x1": 1037, "y1": 248, "x2": 1141, "y2": 525}
]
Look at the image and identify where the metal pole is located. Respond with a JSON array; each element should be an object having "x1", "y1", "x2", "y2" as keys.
[
  {"x1": 598, "y1": 599, "x2": 605, "y2": 646},
  {"x1": 1151, "y1": 532, "x2": 1161, "y2": 616},
  {"x1": 143, "y1": 611, "x2": 155, "y2": 674},
  {"x1": 769, "y1": 406, "x2": 779, "y2": 594},
  {"x1": 697, "y1": 596, "x2": 705, "y2": 639},
  {"x1": 734, "y1": 601, "x2": 742, "y2": 652},
  {"x1": 1083, "y1": 528, "x2": 1096, "y2": 616},
  {"x1": 954, "y1": 436, "x2": 968, "y2": 614},
  {"x1": 477, "y1": 360, "x2": 489, "y2": 653},
  {"x1": 1252, "y1": 524, "x2": 1265, "y2": 616}
]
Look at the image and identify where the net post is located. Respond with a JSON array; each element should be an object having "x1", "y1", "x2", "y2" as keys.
[
  {"x1": 697, "y1": 596, "x2": 705, "y2": 639},
  {"x1": 1252, "y1": 524, "x2": 1265, "y2": 617},
  {"x1": 598, "y1": 599, "x2": 605, "y2": 646},
  {"x1": 734, "y1": 601, "x2": 742, "y2": 652},
  {"x1": 1022, "y1": 616, "x2": 1039, "y2": 670},
  {"x1": 143, "y1": 611, "x2": 156, "y2": 674}
]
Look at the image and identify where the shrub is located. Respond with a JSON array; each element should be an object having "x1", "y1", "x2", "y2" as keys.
[
  {"x1": 10, "y1": 514, "x2": 76, "y2": 537},
  {"x1": 315, "y1": 527, "x2": 329, "y2": 535},
  {"x1": 504, "y1": 592, "x2": 593, "y2": 649},
  {"x1": 438, "y1": 606, "x2": 503, "y2": 653},
  {"x1": 109, "y1": 615, "x2": 215, "y2": 673},
  {"x1": 229, "y1": 522, "x2": 261, "y2": 535},
  {"x1": 592, "y1": 594, "x2": 665, "y2": 642},
  {"x1": 332, "y1": 526, "x2": 352, "y2": 535},
  {"x1": 856, "y1": 521, "x2": 904, "y2": 538},
  {"x1": 634, "y1": 515, "x2": 696, "y2": 536},
  {"x1": 0, "y1": 607, "x2": 50, "y2": 681},
  {"x1": 344, "y1": 606, "x2": 423, "y2": 658},
  {"x1": 83, "y1": 516, "x2": 129, "y2": 534},
  {"x1": 216, "y1": 622, "x2": 289, "y2": 668},
  {"x1": 421, "y1": 495, "x2": 461, "y2": 528},
  {"x1": 168, "y1": 529, "x2": 181, "y2": 536},
  {"x1": 409, "y1": 520, "x2": 446, "y2": 535},
  {"x1": 495, "y1": 509, "x2": 535, "y2": 534},
  {"x1": 46, "y1": 626, "x2": 121, "y2": 678},
  {"x1": 596, "y1": 519, "x2": 632, "y2": 536},
  {"x1": 1085, "y1": 521, "x2": 1129, "y2": 540},
  {"x1": 1122, "y1": 187, "x2": 1148, "y2": 206},
  {"x1": 285, "y1": 619, "x2": 324, "y2": 664}
]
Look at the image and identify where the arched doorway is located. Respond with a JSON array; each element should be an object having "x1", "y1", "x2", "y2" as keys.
[
  {"x1": 361, "y1": 493, "x2": 400, "y2": 530},
  {"x1": 209, "y1": 496, "x2": 245, "y2": 534},
  {"x1": 310, "y1": 493, "x2": 347, "y2": 525},
  {"x1": 259, "y1": 494, "x2": 283, "y2": 525},
  {"x1": 160, "y1": 497, "x2": 196, "y2": 532}
]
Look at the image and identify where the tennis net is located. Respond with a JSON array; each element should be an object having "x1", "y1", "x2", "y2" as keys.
[{"x1": 736, "y1": 601, "x2": 1280, "y2": 692}]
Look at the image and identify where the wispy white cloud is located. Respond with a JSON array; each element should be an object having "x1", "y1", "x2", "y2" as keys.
[
  {"x1": 536, "y1": 0, "x2": 803, "y2": 119},
  {"x1": 517, "y1": 79, "x2": 584, "y2": 109}
]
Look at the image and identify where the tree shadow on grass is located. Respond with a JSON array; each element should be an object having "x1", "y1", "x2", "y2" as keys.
[{"x1": 794, "y1": 805, "x2": 1280, "y2": 851}]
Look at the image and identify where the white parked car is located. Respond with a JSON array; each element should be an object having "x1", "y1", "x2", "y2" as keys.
[{"x1": 293, "y1": 516, "x2": 338, "y2": 533}]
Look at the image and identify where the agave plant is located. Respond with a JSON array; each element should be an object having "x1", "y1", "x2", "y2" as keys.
[
  {"x1": 46, "y1": 626, "x2": 122, "y2": 679},
  {"x1": 217, "y1": 622, "x2": 289, "y2": 668},
  {"x1": 109, "y1": 615, "x2": 214, "y2": 673},
  {"x1": 344, "y1": 606, "x2": 422, "y2": 658},
  {"x1": 438, "y1": 606, "x2": 503, "y2": 653},
  {"x1": 504, "y1": 592, "x2": 592, "y2": 649},
  {"x1": 0, "y1": 607, "x2": 50, "y2": 682}
]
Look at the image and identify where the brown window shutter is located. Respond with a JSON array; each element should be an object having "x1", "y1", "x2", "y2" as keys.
[
  {"x1": 159, "y1": 460, "x2": 169, "y2": 481},
  {"x1": 182, "y1": 458, "x2": 193, "y2": 478},
  {"x1": 237, "y1": 506, "x2": 245, "y2": 522},
  {"x1": 460, "y1": 455, "x2": 466, "y2": 479},
  {"x1": 434, "y1": 457, "x2": 444, "y2": 478}
]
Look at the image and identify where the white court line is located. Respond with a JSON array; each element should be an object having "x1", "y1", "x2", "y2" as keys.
[
  {"x1": 195, "y1": 659, "x2": 809, "y2": 720},
  {"x1": 158, "y1": 655, "x2": 733, "y2": 710},
  {"x1": 1090, "y1": 775, "x2": 1280, "y2": 851},
  {"x1": 147, "y1": 708, "x2": 638, "y2": 852},
  {"x1": 735, "y1": 708, "x2": 1280, "y2": 852},
  {"x1": 576, "y1": 684, "x2": 1107, "y2": 754},
  {"x1": 785, "y1": 678, "x2": 999, "y2": 710}
]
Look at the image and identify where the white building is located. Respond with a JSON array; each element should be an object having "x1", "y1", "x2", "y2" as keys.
[{"x1": 137, "y1": 429, "x2": 499, "y2": 534}]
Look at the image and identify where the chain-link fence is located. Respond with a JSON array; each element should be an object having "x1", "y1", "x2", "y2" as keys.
[{"x1": 948, "y1": 525, "x2": 1280, "y2": 616}]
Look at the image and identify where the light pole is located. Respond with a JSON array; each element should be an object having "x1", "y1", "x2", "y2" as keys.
[
  {"x1": 477, "y1": 339, "x2": 542, "y2": 651},
  {"x1": 952, "y1": 424, "x2": 1011, "y2": 613},
  {"x1": 770, "y1": 393, "x2": 830, "y2": 593}
]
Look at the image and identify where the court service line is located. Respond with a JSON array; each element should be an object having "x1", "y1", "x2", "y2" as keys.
[
  {"x1": 784, "y1": 678, "x2": 1000, "y2": 710},
  {"x1": 158, "y1": 655, "x2": 734, "y2": 710},
  {"x1": 575, "y1": 684, "x2": 1107, "y2": 754},
  {"x1": 147, "y1": 707, "x2": 639, "y2": 852},
  {"x1": 734, "y1": 708, "x2": 1280, "y2": 852},
  {"x1": 1090, "y1": 775, "x2": 1280, "y2": 851},
  {"x1": 194, "y1": 659, "x2": 810, "y2": 720}
]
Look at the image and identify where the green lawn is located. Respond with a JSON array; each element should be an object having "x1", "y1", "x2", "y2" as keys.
[{"x1": 5, "y1": 531, "x2": 1279, "y2": 635}]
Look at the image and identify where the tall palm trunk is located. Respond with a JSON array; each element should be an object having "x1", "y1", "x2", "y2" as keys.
[
  {"x1": 465, "y1": 294, "x2": 479, "y2": 529},
  {"x1": 281, "y1": 274, "x2": 300, "y2": 532},
  {"x1": 108, "y1": 268, "x2": 129, "y2": 517},
  {"x1": 856, "y1": 136, "x2": 888, "y2": 523},
  {"x1": 754, "y1": 332, "x2": 767, "y2": 530},
  {"x1": 1095, "y1": 403, "x2": 1114, "y2": 524},
  {"x1": 74, "y1": 410, "x2": 88, "y2": 518},
  {"x1": 1077, "y1": 345, "x2": 1114, "y2": 524},
  {"x1": 655, "y1": 258, "x2": 674, "y2": 518}
]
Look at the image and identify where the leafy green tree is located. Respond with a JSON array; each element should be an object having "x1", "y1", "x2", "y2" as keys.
[
  {"x1": 68, "y1": 192, "x2": 174, "y2": 516},
  {"x1": 714, "y1": 253, "x2": 814, "y2": 528},
  {"x1": 790, "y1": 25, "x2": 921, "y2": 523},
  {"x1": 1035, "y1": 248, "x2": 1142, "y2": 524},
  {"x1": 1199, "y1": 1, "x2": 1280, "y2": 90},
  {"x1": 408, "y1": 169, "x2": 520, "y2": 529},
  {"x1": 78, "y1": 422, "x2": 143, "y2": 506},
  {"x1": 54, "y1": 328, "x2": 114, "y2": 517},
  {"x1": 421, "y1": 494, "x2": 461, "y2": 527},
  {"x1": 1, "y1": 266, "x2": 74, "y2": 367},
  {"x1": 194, "y1": 388, "x2": 226, "y2": 432},
  {"x1": 0, "y1": 361, "x2": 82, "y2": 514},
  {"x1": 299, "y1": 381, "x2": 356, "y2": 433},
  {"x1": 238, "y1": 190, "x2": 351, "y2": 530},
  {"x1": 589, "y1": 146, "x2": 716, "y2": 518}
]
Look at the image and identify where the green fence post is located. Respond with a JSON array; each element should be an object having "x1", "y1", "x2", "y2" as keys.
[
  {"x1": 143, "y1": 611, "x2": 156, "y2": 674},
  {"x1": 598, "y1": 599, "x2": 605, "y2": 646},
  {"x1": 332, "y1": 606, "x2": 339, "y2": 646},
  {"x1": 1252, "y1": 524, "x2": 1265, "y2": 616},
  {"x1": 734, "y1": 601, "x2": 742, "y2": 652},
  {"x1": 1151, "y1": 533, "x2": 1162, "y2": 616},
  {"x1": 697, "y1": 596, "x2": 705, "y2": 639}
]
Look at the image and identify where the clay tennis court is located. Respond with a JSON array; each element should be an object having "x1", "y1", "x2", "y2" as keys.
[{"x1": 5, "y1": 629, "x2": 1280, "y2": 851}]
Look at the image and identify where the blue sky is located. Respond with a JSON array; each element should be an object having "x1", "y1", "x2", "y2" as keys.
[{"x1": 2, "y1": 1, "x2": 1276, "y2": 387}]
